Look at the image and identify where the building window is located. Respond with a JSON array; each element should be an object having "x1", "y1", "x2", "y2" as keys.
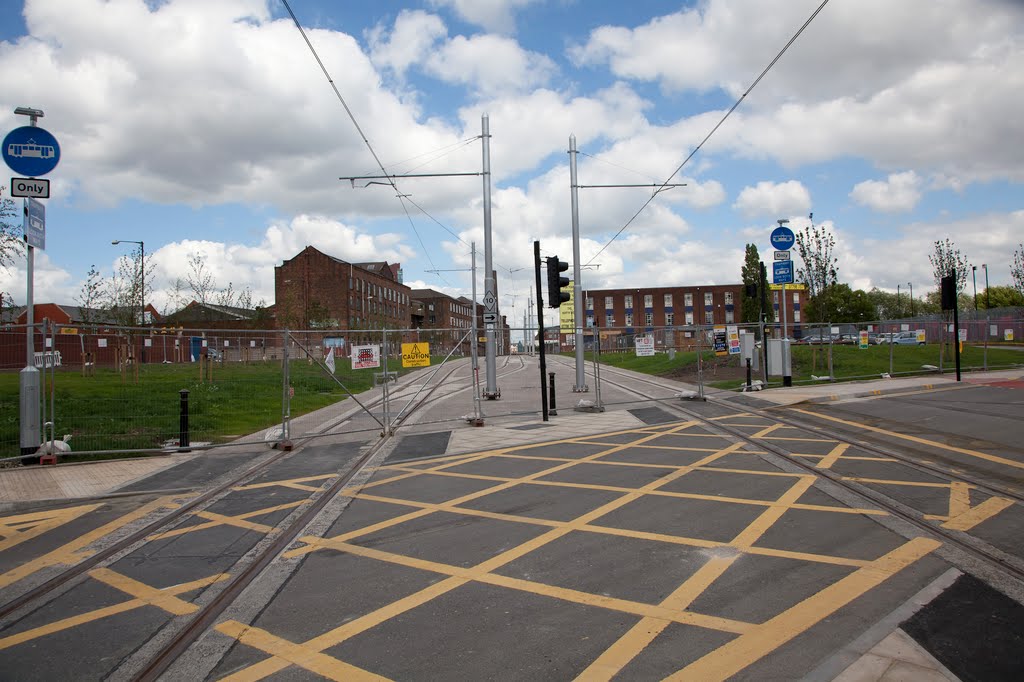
[
  {"x1": 624, "y1": 295, "x2": 633, "y2": 309},
  {"x1": 625, "y1": 313, "x2": 633, "y2": 327},
  {"x1": 645, "y1": 312, "x2": 653, "y2": 326},
  {"x1": 793, "y1": 292, "x2": 800, "y2": 304},
  {"x1": 606, "y1": 316, "x2": 614, "y2": 327},
  {"x1": 644, "y1": 294, "x2": 653, "y2": 307},
  {"x1": 586, "y1": 315, "x2": 594, "y2": 327},
  {"x1": 725, "y1": 291, "x2": 733, "y2": 304},
  {"x1": 586, "y1": 297, "x2": 593, "y2": 309},
  {"x1": 685, "y1": 312, "x2": 694, "y2": 325},
  {"x1": 684, "y1": 293, "x2": 693, "y2": 306},
  {"x1": 605, "y1": 296, "x2": 614, "y2": 309},
  {"x1": 704, "y1": 292, "x2": 713, "y2": 306},
  {"x1": 725, "y1": 310, "x2": 734, "y2": 323},
  {"x1": 664, "y1": 294, "x2": 672, "y2": 307},
  {"x1": 773, "y1": 292, "x2": 779, "y2": 305},
  {"x1": 666, "y1": 312, "x2": 674, "y2": 325},
  {"x1": 794, "y1": 310, "x2": 802, "y2": 323},
  {"x1": 705, "y1": 311, "x2": 714, "y2": 324}
]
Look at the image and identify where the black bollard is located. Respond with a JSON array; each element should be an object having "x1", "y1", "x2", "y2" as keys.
[
  {"x1": 548, "y1": 371, "x2": 557, "y2": 416},
  {"x1": 179, "y1": 389, "x2": 191, "y2": 452},
  {"x1": 746, "y1": 357, "x2": 752, "y2": 390}
]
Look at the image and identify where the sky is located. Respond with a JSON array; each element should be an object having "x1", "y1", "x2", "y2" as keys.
[{"x1": 1, "y1": 0, "x2": 1022, "y2": 330}]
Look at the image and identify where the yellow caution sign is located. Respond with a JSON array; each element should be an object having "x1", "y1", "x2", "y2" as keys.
[
  {"x1": 59, "y1": 327, "x2": 78, "y2": 335},
  {"x1": 401, "y1": 342, "x2": 431, "y2": 367}
]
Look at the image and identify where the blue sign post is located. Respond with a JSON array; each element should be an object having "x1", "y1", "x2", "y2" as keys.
[
  {"x1": 24, "y1": 198, "x2": 45, "y2": 250},
  {"x1": 2, "y1": 126, "x2": 60, "y2": 177},
  {"x1": 773, "y1": 260, "x2": 793, "y2": 285},
  {"x1": 770, "y1": 225, "x2": 796, "y2": 250}
]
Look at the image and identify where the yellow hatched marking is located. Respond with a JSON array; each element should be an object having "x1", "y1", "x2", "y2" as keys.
[
  {"x1": 947, "y1": 482, "x2": 971, "y2": 519},
  {"x1": 0, "y1": 571, "x2": 228, "y2": 651},
  {"x1": 0, "y1": 503, "x2": 103, "y2": 552},
  {"x1": 233, "y1": 474, "x2": 335, "y2": 492},
  {"x1": 0, "y1": 495, "x2": 186, "y2": 590},
  {"x1": 749, "y1": 423, "x2": 785, "y2": 439},
  {"x1": 792, "y1": 453, "x2": 895, "y2": 463},
  {"x1": 941, "y1": 497, "x2": 1016, "y2": 531},
  {"x1": 665, "y1": 537, "x2": 941, "y2": 681},
  {"x1": 576, "y1": 477, "x2": 817, "y2": 681},
  {"x1": 148, "y1": 501, "x2": 307, "y2": 540},
  {"x1": 815, "y1": 443, "x2": 851, "y2": 470},
  {"x1": 216, "y1": 621, "x2": 390, "y2": 682},
  {"x1": 791, "y1": 407, "x2": 1024, "y2": 471},
  {"x1": 844, "y1": 477, "x2": 955, "y2": 489}
]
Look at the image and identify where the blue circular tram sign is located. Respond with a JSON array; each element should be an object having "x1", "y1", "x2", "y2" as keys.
[
  {"x1": 2, "y1": 125, "x2": 61, "y2": 177},
  {"x1": 770, "y1": 225, "x2": 795, "y2": 250}
]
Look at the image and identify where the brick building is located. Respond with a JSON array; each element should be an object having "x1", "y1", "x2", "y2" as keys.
[{"x1": 274, "y1": 246, "x2": 412, "y2": 344}]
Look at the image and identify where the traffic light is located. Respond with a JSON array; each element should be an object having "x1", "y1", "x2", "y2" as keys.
[{"x1": 545, "y1": 256, "x2": 570, "y2": 308}]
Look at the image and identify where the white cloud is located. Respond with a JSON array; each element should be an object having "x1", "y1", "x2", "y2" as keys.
[
  {"x1": 425, "y1": 34, "x2": 556, "y2": 96},
  {"x1": 850, "y1": 171, "x2": 923, "y2": 212},
  {"x1": 428, "y1": 0, "x2": 541, "y2": 34},
  {"x1": 733, "y1": 181, "x2": 811, "y2": 218},
  {"x1": 367, "y1": 10, "x2": 447, "y2": 77}
]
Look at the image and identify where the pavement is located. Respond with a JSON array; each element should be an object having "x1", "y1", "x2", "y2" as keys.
[{"x1": 1, "y1": 365, "x2": 1021, "y2": 680}]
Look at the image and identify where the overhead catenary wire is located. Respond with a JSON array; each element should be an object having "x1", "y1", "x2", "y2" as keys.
[{"x1": 585, "y1": 0, "x2": 832, "y2": 267}]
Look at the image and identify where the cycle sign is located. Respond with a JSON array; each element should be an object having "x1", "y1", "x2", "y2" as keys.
[
  {"x1": 770, "y1": 225, "x2": 795, "y2": 250},
  {"x1": 2, "y1": 126, "x2": 60, "y2": 176}
]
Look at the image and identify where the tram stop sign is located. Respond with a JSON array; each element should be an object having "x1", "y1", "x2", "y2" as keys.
[
  {"x1": 2, "y1": 126, "x2": 61, "y2": 177},
  {"x1": 770, "y1": 225, "x2": 795, "y2": 251}
]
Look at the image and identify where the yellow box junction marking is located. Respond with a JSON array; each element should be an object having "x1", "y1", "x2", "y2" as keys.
[
  {"x1": 846, "y1": 476, "x2": 1017, "y2": 532},
  {"x1": 234, "y1": 474, "x2": 337, "y2": 493},
  {"x1": 0, "y1": 503, "x2": 103, "y2": 553},
  {"x1": 0, "y1": 569, "x2": 228, "y2": 651},
  {"x1": 0, "y1": 495, "x2": 187, "y2": 590},
  {"x1": 214, "y1": 424, "x2": 918, "y2": 681},
  {"x1": 148, "y1": 501, "x2": 309, "y2": 541}
]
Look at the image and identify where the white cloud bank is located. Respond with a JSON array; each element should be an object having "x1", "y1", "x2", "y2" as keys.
[{"x1": 850, "y1": 171, "x2": 923, "y2": 213}]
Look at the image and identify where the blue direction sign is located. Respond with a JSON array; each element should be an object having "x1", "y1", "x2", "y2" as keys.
[
  {"x1": 770, "y1": 225, "x2": 795, "y2": 250},
  {"x1": 23, "y1": 198, "x2": 45, "y2": 250},
  {"x1": 773, "y1": 260, "x2": 793, "y2": 285},
  {"x1": 2, "y1": 126, "x2": 60, "y2": 177}
]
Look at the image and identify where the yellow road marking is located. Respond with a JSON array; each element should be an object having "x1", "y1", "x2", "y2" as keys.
[
  {"x1": 89, "y1": 567, "x2": 202, "y2": 615},
  {"x1": 792, "y1": 453, "x2": 895, "y2": 463},
  {"x1": 941, "y1": 496, "x2": 1016, "y2": 531},
  {"x1": 665, "y1": 537, "x2": 941, "y2": 681},
  {"x1": 0, "y1": 495, "x2": 187, "y2": 590},
  {"x1": 216, "y1": 621, "x2": 390, "y2": 682},
  {"x1": 749, "y1": 423, "x2": 785, "y2": 439},
  {"x1": 947, "y1": 481, "x2": 971, "y2": 519},
  {"x1": 148, "y1": 501, "x2": 308, "y2": 540},
  {"x1": 0, "y1": 571, "x2": 228, "y2": 651},
  {"x1": 791, "y1": 407, "x2": 1024, "y2": 471},
  {"x1": 816, "y1": 443, "x2": 851, "y2": 470},
  {"x1": 233, "y1": 474, "x2": 336, "y2": 491},
  {"x1": 0, "y1": 503, "x2": 103, "y2": 552},
  {"x1": 844, "y1": 477, "x2": 960, "y2": 489}
]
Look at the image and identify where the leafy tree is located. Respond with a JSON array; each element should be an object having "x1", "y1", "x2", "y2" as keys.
[
  {"x1": 805, "y1": 284, "x2": 875, "y2": 323},
  {"x1": 237, "y1": 286, "x2": 253, "y2": 310},
  {"x1": 75, "y1": 264, "x2": 106, "y2": 324},
  {"x1": 793, "y1": 219, "x2": 838, "y2": 322},
  {"x1": 1012, "y1": 244, "x2": 1024, "y2": 296},
  {"x1": 186, "y1": 251, "x2": 214, "y2": 305},
  {"x1": 980, "y1": 285, "x2": 1024, "y2": 309},
  {"x1": 928, "y1": 238, "x2": 968, "y2": 297},
  {"x1": 0, "y1": 186, "x2": 24, "y2": 269},
  {"x1": 740, "y1": 244, "x2": 773, "y2": 323}
]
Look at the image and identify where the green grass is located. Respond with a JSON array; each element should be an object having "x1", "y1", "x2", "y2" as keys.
[{"x1": 0, "y1": 357, "x2": 431, "y2": 458}]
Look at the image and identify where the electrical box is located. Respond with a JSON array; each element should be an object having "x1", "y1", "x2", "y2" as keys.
[{"x1": 767, "y1": 338, "x2": 792, "y2": 377}]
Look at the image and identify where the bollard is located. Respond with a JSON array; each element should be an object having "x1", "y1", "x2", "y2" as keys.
[
  {"x1": 746, "y1": 357, "x2": 752, "y2": 391},
  {"x1": 179, "y1": 389, "x2": 191, "y2": 452},
  {"x1": 548, "y1": 371, "x2": 558, "y2": 416}
]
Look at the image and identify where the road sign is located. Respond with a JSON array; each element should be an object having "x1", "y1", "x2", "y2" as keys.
[
  {"x1": 773, "y1": 250, "x2": 790, "y2": 261},
  {"x1": 483, "y1": 312, "x2": 498, "y2": 324},
  {"x1": 634, "y1": 335, "x2": 654, "y2": 357},
  {"x1": 483, "y1": 293, "x2": 497, "y2": 312},
  {"x1": 10, "y1": 177, "x2": 50, "y2": 198},
  {"x1": 401, "y1": 342, "x2": 431, "y2": 368},
  {"x1": 770, "y1": 225, "x2": 796, "y2": 250},
  {"x1": 773, "y1": 260, "x2": 793, "y2": 284},
  {"x1": 23, "y1": 197, "x2": 45, "y2": 249},
  {"x1": 2, "y1": 126, "x2": 60, "y2": 176}
]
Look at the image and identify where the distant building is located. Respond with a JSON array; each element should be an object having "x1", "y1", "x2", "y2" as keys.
[
  {"x1": 14, "y1": 303, "x2": 162, "y2": 327},
  {"x1": 161, "y1": 301, "x2": 265, "y2": 329}
]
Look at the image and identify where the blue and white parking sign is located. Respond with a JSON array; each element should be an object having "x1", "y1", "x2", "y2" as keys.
[
  {"x1": 24, "y1": 198, "x2": 45, "y2": 250},
  {"x1": 770, "y1": 225, "x2": 795, "y2": 250},
  {"x1": 2, "y1": 126, "x2": 60, "y2": 177},
  {"x1": 773, "y1": 260, "x2": 793, "y2": 284}
]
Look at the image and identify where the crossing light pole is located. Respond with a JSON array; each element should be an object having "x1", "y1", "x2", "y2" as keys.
[{"x1": 546, "y1": 257, "x2": 570, "y2": 310}]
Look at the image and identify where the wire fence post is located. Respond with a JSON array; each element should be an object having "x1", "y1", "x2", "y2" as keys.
[{"x1": 279, "y1": 330, "x2": 293, "y2": 450}]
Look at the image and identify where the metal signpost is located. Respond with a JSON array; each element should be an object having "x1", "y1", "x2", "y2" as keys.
[
  {"x1": 770, "y1": 221, "x2": 795, "y2": 387},
  {"x1": 4, "y1": 107, "x2": 60, "y2": 456}
]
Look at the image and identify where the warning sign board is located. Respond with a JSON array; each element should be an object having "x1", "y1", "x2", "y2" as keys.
[
  {"x1": 351, "y1": 344, "x2": 380, "y2": 370},
  {"x1": 713, "y1": 325, "x2": 728, "y2": 356},
  {"x1": 559, "y1": 282, "x2": 575, "y2": 333},
  {"x1": 401, "y1": 342, "x2": 431, "y2": 367}
]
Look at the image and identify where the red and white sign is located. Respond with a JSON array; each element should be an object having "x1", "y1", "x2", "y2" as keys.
[{"x1": 351, "y1": 344, "x2": 380, "y2": 369}]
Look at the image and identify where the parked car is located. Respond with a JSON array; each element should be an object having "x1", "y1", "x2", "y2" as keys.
[
  {"x1": 801, "y1": 331, "x2": 840, "y2": 344},
  {"x1": 892, "y1": 331, "x2": 925, "y2": 345},
  {"x1": 873, "y1": 332, "x2": 897, "y2": 344}
]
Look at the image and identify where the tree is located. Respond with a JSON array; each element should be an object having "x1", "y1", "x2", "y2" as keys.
[
  {"x1": 928, "y1": 238, "x2": 968, "y2": 299},
  {"x1": 76, "y1": 265, "x2": 106, "y2": 324},
  {"x1": 805, "y1": 284, "x2": 875, "y2": 323},
  {"x1": 0, "y1": 186, "x2": 24, "y2": 270},
  {"x1": 980, "y1": 285, "x2": 1024, "y2": 309},
  {"x1": 740, "y1": 244, "x2": 765, "y2": 323},
  {"x1": 793, "y1": 218, "x2": 839, "y2": 323},
  {"x1": 1012, "y1": 244, "x2": 1024, "y2": 296},
  {"x1": 186, "y1": 251, "x2": 215, "y2": 305}
]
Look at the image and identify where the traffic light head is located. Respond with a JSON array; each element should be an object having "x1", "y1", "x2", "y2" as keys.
[{"x1": 545, "y1": 256, "x2": 571, "y2": 308}]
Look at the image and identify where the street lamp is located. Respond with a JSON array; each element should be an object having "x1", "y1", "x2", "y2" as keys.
[
  {"x1": 971, "y1": 265, "x2": 978, "y2": 312},
  {"x1": 907, "y1": 282, "x2": 914, "y2": 317},
  {"x1": 896, "y1": 284, "x2": 901, "y2": 317},
  {"x1": 982, "y1": 264, "x2": 990, "y2": 309},
  {"x1": 111, "y1": 239, "x2": 144, "y2": 325}
]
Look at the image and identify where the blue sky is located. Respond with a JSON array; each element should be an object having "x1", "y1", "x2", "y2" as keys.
[{"x1": 1, "y1": 0, "x2": 1022, "y2": 329}]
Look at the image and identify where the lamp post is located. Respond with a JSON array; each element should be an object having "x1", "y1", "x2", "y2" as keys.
[
  {"x1": 896, "y1": 284, "x2": 901, "y2": 318},
  {"x1": 111, "y1": 240, "x2": 144, "y2": 326},
  {"x1": 907, "y1": 282, "x2": 914, "y2": 317},
  {"x1": 971, "y1": 265, "x2": 978, "y2": 312},
  {"x1": 982, "y1": 264, "x2": 989, "y2": 309}
]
